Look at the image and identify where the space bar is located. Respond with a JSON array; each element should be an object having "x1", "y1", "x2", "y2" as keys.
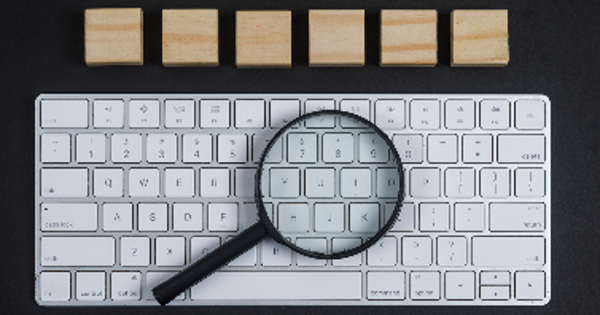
[{"x1": 191, "y1": 271, "x2": 362, "y2": 300}]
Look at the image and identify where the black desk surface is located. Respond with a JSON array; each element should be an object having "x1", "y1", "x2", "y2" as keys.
[{"x1": 2, "y1": 0, "x2": 599, "y2": 314}]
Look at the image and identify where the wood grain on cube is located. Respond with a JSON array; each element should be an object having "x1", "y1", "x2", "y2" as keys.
[
  {"x1": 380, "y1": 10, "x2": 437, "y2": 67},
  {"x1": 451, "y1": 10, "x2": 509, "y2": 67},
  {"x1": 236, "y1": 11, "x2": 292, "y2": 68},
  {"x1": 85, "y1": 8, "x2": 143, "y2": 66},
  {"x1": 162, "y1": 9, "x2": 219, "y2": 67},
  {"x1": 309, "y1": 10, "x2": 365, "y2": 67}
]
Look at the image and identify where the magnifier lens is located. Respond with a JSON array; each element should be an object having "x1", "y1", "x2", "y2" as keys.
[{"x1": 259, "y1": 111, "x2": 402, "y2": 257}]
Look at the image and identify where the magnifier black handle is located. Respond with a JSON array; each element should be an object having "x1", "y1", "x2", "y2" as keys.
[{"x1": 152, "y1": 222, "x2": 267, "y2": 305}]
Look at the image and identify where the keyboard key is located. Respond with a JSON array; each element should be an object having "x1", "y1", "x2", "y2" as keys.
[
  {"x1": 359, "y1": 133, "x2": 389, "y2": 163},
  {"x1": 270, "y1": 99, "x2": 301, "y2": 128},
  {"x1": 102, "y1": 203, "x2": 133, "y2": 231},
  {"x1": 182, "y1": 134, "x2": 212, "y2": 163},
  {"x1": 305, "y1": 99, "x2": 335, "y2": 128},
  {"x1": 454, "y1": 203, "x2": 484, "y2": 232},
  {"x1": 41, "y1": 134, "x2": 70, "y2": 163},
  {"x1": 200, "y1": 168, "x2": 230, "y2": 197},
  {"x1": 40, "y1": 272, "x2": 71, "y2": 301},
  {"x1": 377, "y1": 168, "x2": 401, "y2": 198},
  {"x1": 427, "y1": 135, "x2": 458, "y2": 163},
  {"x1": 515, "y1": 271, "x2": 546, "y2": 300},
  {"x1": 129, "y1": 169, "x2": 160, "y2": 197},
  {"x1": 111, "y1": 133, "x2": 142, "y2": 163},
  {"x1": 261, "y1": 238, "x2": 292, "y2": 266},
  {"x1": 278, "y1": 203, "x2": 309, "y2": 232},
  {"x1": 515, "y1": 168, "x2": 546, "y2": 197},
  {"x1": 146, "y1": 272, "x2": 184, "y2": 301},
  {"x1": 314, "y1": 203, "x2": 344, "y2": 232},
  {"x1": 350, "y1": 203, "x2": 380, "y2": 233},
  {"x1": 516, "y1": 99, "x2": 545, "y2": 130},
  {"x1": 287, "y1": 132, "x2": 317, "y2": 163},
  {"x1": 41, "y1": 99, "x2": 88, "y2": 128},
  {"x1": 296, "y1": 238, "x2": 327, "y2": 266},
  {"x1": 129, "y1": 99, "x2": 160, "y2": 128},
  {"x1": 489, "y1": 203, "x2": 545, "y2": 231},
  {"x1": 472, "y1": 237, "x2": 545, "y2": 266},
  {"x1": 40, "y1": 203, "x2": 97, "y2": 231},
  {"x1": 402, "y1": 237, "x2": 432, "y2": 266},
  {"x1": 480, "y1": 168, "x2": 510, "y2": 198},
  {"x1": 410, "y1": 99, "x2": 440, "y2": 130},
  {"x1": 137, "y1": 203, "x2": 167, "y2": 231},
  {"x1": 419, "y1": 203, "x2": 449, "y2": 231},
  {"x1": 367, "y1": 271, "x2": 405, "y2": 300},
  {"x1": 165, "y1": 168, "x2": 195, "y2": 197},
  {"x1": 392, "y1": 134, "x2": 423, "y2": 163},
  {"x1": 165, "y1": 99, "x2": 195, "y2": 128},
  {"x1": 410, "y1": 271, "x2": 440, "y2": 300},
  {"x1": 76, "y1": 272, "x2": 106, "y2": 301},
  {"x1": 146, "y1": 134, "x2": 177, "y2": 163},
  {"x1": 41, "y1": 168, "x2": 88, "y2": 197},
  {"x1": 208, "y1": 203, "x2": 238, "y2": 231},
  {"x1": 437, "y1": 237, "x2": 467, "y2": 266},
  {"x1": 322, "y1": 133, "x2": 354, "y2": 163},
  {"x1": 200, "y1": 100, "x2": 230, "y2": 128},
  {"x1": 94, "y1": 100, "x2": 124, "y2": 128},
  {"x1": 340, "y1": 99, "x2": 370, "y2": 121},
  {"x1": 367, "y1": 236, "x2": 397, "y2": 266},
  {"x1": 191, "y1": 272, "x2": 361, "y2": 300},
  {"x1": 235, "y1": 100, "x2": 265, "y2": 128},
  {"x1": 480, "y1": 271, "x2": 510, "y2": 285},
  {"x1": 387, "y1": 203, "x2": 415, "y2": 232},
  {"x1": 41, "y1": 237, "x2": 115, "y2": 266},
  {"x1": 480, "y1": 99, "x2": 510, "y2": 130},
  {"x1": 111, "y1": 272, "x2": 141, "y2": 301},
  {"x1": 120, "y1": 237, "x2": 150, "y2": 266},
  {"x1": 173, "y1": 203, "x2": 203, "y2": 231},
  {"x1": 156, "y1": 237, "x2": 186, "y2": 266},
  {"x1": 375, "y1": 99, "x2": 405, "y2": 129},
  {"x1": 218, "y1": 134, "x2": 247, "y2": 163},
  {"x1": 305, "y1": 168, "x2": 335, "y2": 198},
  {"x1": 332, "y1": 238, "x2": 362, "y2": 266},
  {"x1": 445, "y1": 271, "x2": 475, "y2": 300},
  {"x1": 235, "y1": 168, "x2": 256, "y2": 197},
  {"x1": 410, "y1": 168, "x2": 440, "y2": 198},
  {"x1": 462, "y1": 134, "x2": 492, "y2": 163},
  {"x1": 191, "y1": 237, "x2": 220, "y2": 262},
  {"x1": 94, "y1": 168, "x2": 123, "y2": 197},
  {"x1": 498, "y1": 134, "x2": 545, "y2": 163},
  {"x1": 227, "y1": 238, "x2": 257, "y2": 266},
  {"x1": 480, "y1": 286, "x2": 510, "y2": 300},
  {"x1": 269, "y1": 168, "x2": 300, "y2": 198},
  {"x1": 445, "y1": 99, "x2": 475, "y2": 130},
  {"x1": 341, "y1": 168, "x2": 371, "y2": 198},
  {"x1": 445, "y1": 168, "x2": 475, "y2": 198},
  {"x1": 76, "y1": 133, "x2": 106, "y2": 163}
]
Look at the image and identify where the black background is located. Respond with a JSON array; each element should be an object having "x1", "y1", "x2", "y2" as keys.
[{"x1": 2, "y1": 0, "x2": 599, "y2": 314}]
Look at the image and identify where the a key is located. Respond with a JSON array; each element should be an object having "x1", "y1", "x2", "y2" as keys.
[
  {"x1": 515, "y1": 271, "x2": 546, "y2": 300},
  {"x1": 128, "y1": 168, "x2": 159, "y2": 197},
  {"x1": 340, "y1": 168, "x2": 371, "y2": 198},
  {"x1": 235, "y1": 100, "x2": 265, "y2": 128},
  {"x1": 235, "y1": 168, "x2": 256, "y2": 197},
  {"x1": 489, "y1": 203, "x2": 545, "y2": 231},
  {"x1": 428, "y1": 135, "x2": 458, "y2": 163},
  {"x1": 410, "y1": 168, "x2": 440, "y2": 198},
  {"x1": 367, "y1": 272, "x2": 405, "y2": 300},
  {"x1": 111, "y1": 134, "x2": 142, "y2": 163},
  {"x1": 156, "y1": 237, "x2": 186, "y2": 266},
  {"x1": 165, "y1": 168, "x2": 195, "y2": 197},
  {"x1": 146, "y1": 134, "x2": 177, "y2": 163},
  {"x1": 305, "y1": 168, "x2": 335, "y2": 198},
  {"x1": 454, "y1": 203, "x2": 484, "y2": 231},
  {"x1": 437, "y1": 237, "x2": 467, "y2": 266},
  {"x1": 129, "y1": 99, "x2": 160, "y2": 128},
  {"x1": 41, "y1": 168, "x2": 88, "y2": 197},
  {"x1": 472, "y1": 237, "x2": 545, "y2": 266},
  {"x1": 217, "y1": 134, "x2": 247, "y2": 163},
  {"x1": 76, "y1": 133, "x2": 106, "y2": 163},
  {"x1": 269, "y1": 168, "x2": 300, "y2": 198},
  {"x1": 41, "y1": 237, "x2": 115, "y2": 266},
  {"x1": 332, "y1": 238, "x2": 362, "y2": 266},
  {"x1": 173, "y1": 203, "x2": 203, "y2": 231},
  {"x1": 94, "y1": 100, "x2": 124, "y2": 128},
  {"x1": 200, "y1": 168, "x2": 230, "y2": 197},
  {"x1": 296, "y1": 238, "x2": 326, "y2": 266},
  {"x1": 410, "y1": 272, "x2": 440, "y2": 300},
  {"x1": 120, "y1": 237, "x2": 150, "y2": 266},
  {"x1": 445, "y1": 271, "x2": 475, "y2": 300},
  {"x1": 516, "y1": 99, "x2": 546, "y2": 130},
  {"x1": 165, "y1": 99, "x2": 195, "y2": 128},
  {"x1": 375, "y1": 99, "x2": 405, "y2": 129},
  {"x1": 111, "y1": 272, "x2": 141, "y2": 301},
  {"x1": 445, "y1": 168, "x2": 475, "y2": 198},
  {"x1": 252, "y1": 132, "x2": 281, "y2": 163},
  {"x1": 41, "y1": 134, "x2": 70, "y2": 163},
  {"x1": 462, "y1": 134, "x2": 492, "y2": 163},
  {"x1": 261, "y1": 238, "x2": 292, "y2": 266},
  {"x1": 227, "y1": 241, "x2": 257, "y2": 266},
  {"x1": 146, "y1": 272, "x2": 185, "y2": 301},
  {"x1": 402, "y1": 236, "x2": 432, "y2": 266},
  {"x1": 305, "y1": 99, "x2": 335, "y2": 128},
  {"x1": 419, "y1": 203, "x2": 450, "y2": 231},
  {"x1": 94, "y1": 168, "x2": 123, "y2": 197},
  {"x1": 392, "y1": 134, "x2": 423, "y2": 163},
  {"x1": 480, "y1": 168, "x2": 510, "y2": 198},
  {"x1": 498, "y1": 134, "x2": 545, "y2": 163},
  {"x1": 191, "y1": 237, "x2": 220, "y2": 262},
  {"x1": 322, "y1": 133, "x2": 354, "y2": 163},
  {"x1": 349, "y1": 203, "x2": 379, "y2": 232},
  {"x1": 480, "y1": 99, "x2": 510, "y2": 130},
  {"x1": 270, "y1": 99, "x2": 301, "y2": 128},
  {"x1": 278, "y1": 203, "x2": 309, "y2": 232},
  {"x1": 387, "y1": 203, "x2": 415, "y2": 232},
  {"x1": 200, "y1": 99, "x2": 230, "y2": 128},
  {"x1": 377, "y1": 168, "x2": 401, "y2": 198},
  {"x1": 340, "y1": 99, "x2": 370, "y2": 121},
  {"x1": 480, "y1": 271, "x2": 510, "y2": 285},
  {"x1": 515, "y1": 168, "x2": 545, "y2": 197},
  {"x1": 40, "y1": 272, "x2": 71, "y2": 301},
  {"x1": 367, "y1": 236, "x2": 397, "y2": 266},
  {"x1": 208, "y1": 203, "x2": 238, "y2": 231},
  {"x1": 410, "y1": 99, "x2": 440, "y2": 130},
  {"x1": 445, "y1": 99, "x2": 475, "y2": 130},
  {"x1": 182, "y1": 134, "x2": 212, "y2": 163},
  {"x1": 41, "y1": 203, "x2": 97, "y2": 231},
  {"x1": 287, "y1": 133, "x2": 317, "y2": 163},
  {"x1": 359, "y1": 133, "x2": 389, "y2": 163},
  {"x1": 41, "y1": 99, "x2": 88, "y2": 128},
  {"x1": 137, "y1": 203, "x2": 167, "y2": 231},
  {"x1": 102, "y1": 203, "x2": 133, "y2": 231},
  {"x1": 76, "y1": 272, "x2": 106, "y2": 301},
  {"x1": 314, "y1": 203, "x2": 344, "y2": 232}
]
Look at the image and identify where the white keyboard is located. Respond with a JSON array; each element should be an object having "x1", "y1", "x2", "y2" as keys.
[{"x1": 35, "y1": 94, "x2": 551, "y2": 306}]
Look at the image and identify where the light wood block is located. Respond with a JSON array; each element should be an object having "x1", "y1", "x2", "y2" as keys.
[
  {"x1": 309, "y1": 10, "x2": 365, "y2": 67},
  {"x1": 380, "y1": 10, "x2": 437, "y2": 67},
  {"x1": 85, "y1": 8, "x2": 143, "y2": 66},
  {"x1": 236, "y1": 11, "x2": 292, "y2": 68},
  {"x1": 451, "y1": 10, "x2": 509, "y2": 67},
  {"x1": 162, "y1": 9, "x2": 219, "y2": 67}
]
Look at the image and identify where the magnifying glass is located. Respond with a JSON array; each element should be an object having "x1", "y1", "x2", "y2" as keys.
[{"x1": 153, "y1": 110, "x2": 405, "y2": 305}]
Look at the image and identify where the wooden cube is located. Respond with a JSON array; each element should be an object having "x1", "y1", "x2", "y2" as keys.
[
  {"x1": 380, "y1": 10, "x2": 437, "y2": 67},
  {"x1": 162, "y1": 9, "x2": 219, "y2": 67},
  {"x1": 85, "y1": 8, "x2": 143, "y2": 66},
  {"x1": 309, "y1": 10, "x2": 365, "y2": 67},
  {"x1": 451, "y1": 10, "x2": 509, "y2": 67},
  {"x1": 236, "y1": 11, "x2": 292, "y2": 68}
]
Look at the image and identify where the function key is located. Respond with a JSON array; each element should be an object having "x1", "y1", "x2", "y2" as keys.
[
  {"x1": 375, "y1": 99, "x2": 405, "y2": 129},
  {"x1": 410, "y1": 99, "x2": 440, "y2": 130},
  {"x1": 129, "y1": 99, "x2": 160, "y2": 128},
  {"x1": 165, "y1": 99, "x2": 195, "y2": 128},
  {"x1": 480, "y1": 99, "x2": 510, "y2": 130},
  {"x1": 445, "y1": 99, "x2": 475, "y2": 130},
  {"x1": 235, "y1": 100, "x2": 265, "y2": 128},
  {"x1": 94, "y1": 100, "x2": 124, "y2": 128},
  {"x1": 41, "y1": 99, "x2": 88, "y2": 128}
]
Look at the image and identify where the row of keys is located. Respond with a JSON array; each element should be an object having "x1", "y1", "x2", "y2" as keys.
[
  {"x1": 40, "y1": 98, "x2": 546, "y2": 130},
  {"x1": 40, "y1": 235, "x2": 545, "y2": 268},
  {"x1": 41, "y1": 132, "x2": 546, "y2": 165},
  {"x1": 39, "y1": 269, "x2": 546, "y2": 302}
]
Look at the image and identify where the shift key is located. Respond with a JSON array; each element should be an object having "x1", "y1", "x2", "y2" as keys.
[{"x1": 472, "y1": 237, "x2": 545, "y2": 266}]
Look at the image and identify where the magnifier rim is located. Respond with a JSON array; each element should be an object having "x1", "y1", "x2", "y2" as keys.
[{"x1": 255, "y1": 109, "x2": 404, "y2": 260}]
